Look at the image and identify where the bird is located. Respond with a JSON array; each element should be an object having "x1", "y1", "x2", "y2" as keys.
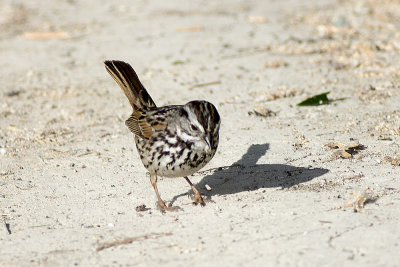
[{"x1": 104, "y1": 60, "x2": 221, "y2": 211}]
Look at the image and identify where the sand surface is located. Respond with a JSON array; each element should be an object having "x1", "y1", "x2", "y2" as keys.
[{"x1": 1, "y1": 0, "x2": 400, "y2": 266}]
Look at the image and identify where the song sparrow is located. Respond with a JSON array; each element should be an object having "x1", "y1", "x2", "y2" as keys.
[{"x1": 104, "y1": 60, "x2": 221, "y2": 211}]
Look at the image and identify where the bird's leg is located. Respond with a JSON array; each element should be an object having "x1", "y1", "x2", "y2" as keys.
[
  {"x1": 150, "y1": 173, "x2": 178, "y2": 212},
  {"x1": 184, "y1": 176, "x2": 205, "y2": 206}
]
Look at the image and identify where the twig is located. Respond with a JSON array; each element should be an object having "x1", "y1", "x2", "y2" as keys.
[
  {"x1": 190, "y1": 81, "x2": 221, "y2": 89},
  {"x1": 15, "y1": 185, "x2": 34, "y2": 190},
  {"x1": 23, "y1": 31, "x2": 71, "y2": 40},
  {"x1": 96, "y1": 232, "x2": 172, "y2": 251},
  {"x1": 176, "y1": 25, "x2": 203, "y2": 32},
  {"x1": 77, "y1": 151, "x2": 94, "y2": 157}
]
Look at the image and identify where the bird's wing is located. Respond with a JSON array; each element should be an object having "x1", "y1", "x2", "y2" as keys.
[{"x1": 125, "y1": 108, "x2": 170, "y2": 139}]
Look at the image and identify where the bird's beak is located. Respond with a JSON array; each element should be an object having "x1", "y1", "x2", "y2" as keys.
[{"x1": 204, "y1": 134, "x2": 212, "y2": 152}]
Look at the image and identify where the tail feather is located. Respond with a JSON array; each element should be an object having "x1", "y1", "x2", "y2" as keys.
[{"x1": 104, "y1": 60, "x2": 156, "y2": 109}]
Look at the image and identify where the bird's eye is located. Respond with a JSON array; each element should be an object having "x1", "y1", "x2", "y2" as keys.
[{"x1": 190, "y1": 124, "x2": 199, "y2": 131}]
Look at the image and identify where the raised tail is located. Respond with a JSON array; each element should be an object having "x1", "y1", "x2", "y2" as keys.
[{"x1": 104, "y1": 60, "x2": 156, "y2": 109}]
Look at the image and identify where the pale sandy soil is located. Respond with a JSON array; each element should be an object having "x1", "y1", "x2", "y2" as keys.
[{"x1": 1, "y1": 0, "x2": 400, "y2": 266}]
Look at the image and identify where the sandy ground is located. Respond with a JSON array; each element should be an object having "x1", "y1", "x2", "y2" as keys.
[{"x1": 1, "y1": 0, "x2": 400, "y2": 266}]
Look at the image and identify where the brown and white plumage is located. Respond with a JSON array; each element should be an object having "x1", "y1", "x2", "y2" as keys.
[{"x1": 104, "y1": 60, "x2": 221, "y2": 211}]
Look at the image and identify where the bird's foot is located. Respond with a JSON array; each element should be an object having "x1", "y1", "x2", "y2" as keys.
[{"x1": 157, "y1": 200, "x2": 181, "y2": 213}]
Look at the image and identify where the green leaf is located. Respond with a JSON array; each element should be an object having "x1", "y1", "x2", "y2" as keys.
[{"x1": 297, "y1": 92, "x2": 331, "y2": 106}]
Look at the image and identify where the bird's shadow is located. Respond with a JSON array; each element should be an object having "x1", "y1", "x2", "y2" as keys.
[{"x1": 170, "y1": 143, "x2": 329, "y2": 204}]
